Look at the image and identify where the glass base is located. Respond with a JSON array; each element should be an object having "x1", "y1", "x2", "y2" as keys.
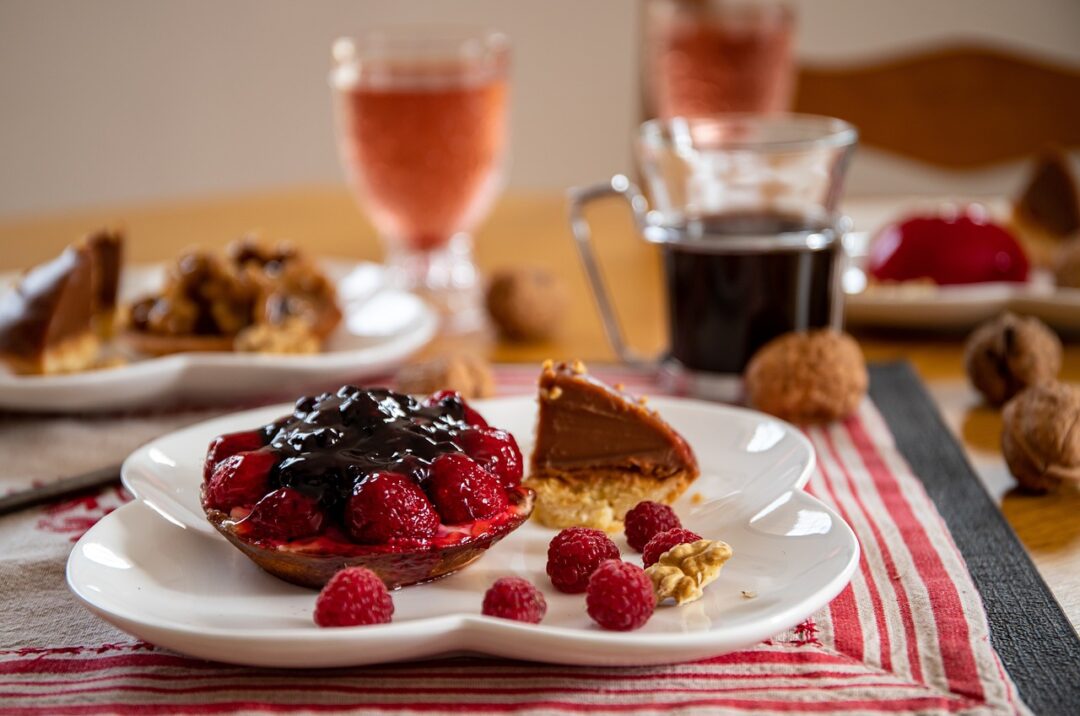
[
  {"x1": 658, "y1": 358, "x2": 745, "y2": 404},
  {"x1": 384, "y1": 233, "x2": 486, "y2": 335}
]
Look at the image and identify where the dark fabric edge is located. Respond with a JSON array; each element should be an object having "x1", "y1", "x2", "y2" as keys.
[{"x1": 869, "y1": 361, "x2": 1080, "y2": 714}]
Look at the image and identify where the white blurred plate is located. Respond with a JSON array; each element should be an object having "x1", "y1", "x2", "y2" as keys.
[
  {"x1": 0, "y1": 261, "x2": 436, "y2": 412},
  {"x1": 842, "y1": 231, "x2": 1080, "y2": 333}
]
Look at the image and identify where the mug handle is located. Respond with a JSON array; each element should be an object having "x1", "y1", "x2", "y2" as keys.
[{"x1": 568, "y1": 174, "x2": 656, "y2": 368}]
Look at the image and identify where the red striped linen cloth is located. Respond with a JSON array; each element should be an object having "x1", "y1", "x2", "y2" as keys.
[{"x1": 0, "y1": 365, "x2": 1028, "y2": 714}]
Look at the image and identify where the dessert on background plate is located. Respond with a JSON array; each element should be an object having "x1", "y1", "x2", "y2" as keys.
[
  {"x1": 0, "y1": 230, "x2": 123, "y2": 375},
  {"x1": 1009, "y1": 148, "x2": 1080, "y2": 268},
  {"x1": 866, "y1": 209, "x2": 1029, "y2": 287},
  {"x1": 843, "y1": 190, "x2": 1080, "y2": 333},
  {"x1": 202, "y1": 385, "x2": 533, "y2": 588},
  {"x1": 860, "y1": 151, "x2": 1080, "y2": 294},
  {"x1": 0, "y1": 232, "x2": 347, "y2": 378},
  {"x1": 125, "y1": 237, "x2": 342, "y2": 357},
  {"x1": 525, "y1": 360, "x2": 699, "y2": 532},
  {"x1": 0, "y1": 253, "x2": 437, "y2": 412}
]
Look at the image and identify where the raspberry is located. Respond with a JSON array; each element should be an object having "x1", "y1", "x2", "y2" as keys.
[
  {"x1": 427, "y1": 390, "x2": 489, "y2": 428},
  {"x1": 642, "y1": 527, "x2": 702, "y2": 567},
  {"x1": 427, "y1": 453, "x2": 508, "y2": 524},
  {"x1": 313, "y1": 567, "x2": 394, "y2": 627},
  {"x1": 545, "y1": 527, "x2": 620, "y2": 594},
  {"x1": 586, "y1": 559, "x2": 655, "y2": 631},
  {"x1": 481, "y1": 577, "x2": 547, "y2": 624},
  {"x1": 458, "y1": 427, "x2": 524, "y2": 488},
  {"x1": 624, "y1": 501, "x2": 681, "y2": 552},
  {"x1": 346, "y1": 471, "x2": 440, "y2": 543},
  {"x1": 204, "y1": 430, "x2": 265, "y2": 481},
  {"x1": 242, "y1": 487, "x2": 325, "y2": 540},
  {"x1": 204, "y1": 450, "x2": 276, "y2": 510}
]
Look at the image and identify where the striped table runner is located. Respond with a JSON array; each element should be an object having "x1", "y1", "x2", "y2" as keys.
[{"x1": 0, "y1": 366, "x2": 1027, "y2": 714}]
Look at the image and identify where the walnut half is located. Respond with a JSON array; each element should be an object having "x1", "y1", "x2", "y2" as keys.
[{"x1": 646, "y1": 539, "x2": 733, "y2": 605}]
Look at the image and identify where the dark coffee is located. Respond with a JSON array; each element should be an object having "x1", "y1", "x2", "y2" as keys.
[{"x1": 658, "y1": 213, "x2": 840, "y2": 374}]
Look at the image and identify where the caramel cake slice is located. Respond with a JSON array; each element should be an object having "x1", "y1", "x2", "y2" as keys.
[
  {"x1": 0, "y1": 244, "x2": 99, "y2": 375},
  {"x1": 525, "y1": 360, "x2": 699, "y2": 532},
  {"x1": 1010, "y1": 149, "x2": 1080, "y2": 266}
]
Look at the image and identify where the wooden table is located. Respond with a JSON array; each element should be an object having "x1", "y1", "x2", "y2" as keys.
[{"x1": 2, "y1": 188, "x2": 1078, "y2": 631}]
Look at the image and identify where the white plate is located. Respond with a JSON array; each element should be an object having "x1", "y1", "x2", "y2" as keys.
[
  {"x1": 67, "y1": 396, "x2": 859, "y2": 668},
  {"x1": 838, "y1": 197, "x2": 1080, "y2": 333},
  {"x1": 0, "y1": 261, "x2": 437, "y2": 412},
  {"x1": 843, "y1": 232, "x2": 1080, "y2": 333}
]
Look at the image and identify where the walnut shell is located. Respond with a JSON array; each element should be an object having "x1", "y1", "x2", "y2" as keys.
[
  {"x1": 485, "y1": 267, "x2": 567, "y2": 342},
  {"x1": 964, "y1": 313, "x2": 1062, "y2": 406},
  {"x1": 744, "y1": 329, "x2": 868, "y2": 424},
  {"x1": 395, "y1": 353, "x2": 495, "y2": 399},
  {"x1": 1001, "y1": 382, "x2": 1080, "y2": 493}
]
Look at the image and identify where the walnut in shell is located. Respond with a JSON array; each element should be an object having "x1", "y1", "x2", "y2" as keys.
[
  {"x1": 744, "y1": 329, "x2": 868, "y2": 424},
  {"x1": 964, "y1": 313, "x2": 1062, "y2": 406},
  {"x1": 485, "y1": 267, "x2": 567, "y2": 342},
  {"x1": 395, "y1": 354, "x2": 495, "y2": 399},
  {"x1": 1001, "y1": 382, "x2": 1080, "y2": 493}
]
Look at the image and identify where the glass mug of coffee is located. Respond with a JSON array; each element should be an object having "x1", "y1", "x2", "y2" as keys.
[{"x1": 569, "y1": 114, "x2": 857, "y2": 400}]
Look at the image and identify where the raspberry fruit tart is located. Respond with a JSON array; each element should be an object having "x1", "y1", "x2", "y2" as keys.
[{"x1": 201, "y1": 386, "x2": 534, "y2": 589}]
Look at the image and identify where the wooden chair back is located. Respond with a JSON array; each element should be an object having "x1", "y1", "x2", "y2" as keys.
[{"x1": 794, "y1": 45, "x2": 1080, "y2": 169}]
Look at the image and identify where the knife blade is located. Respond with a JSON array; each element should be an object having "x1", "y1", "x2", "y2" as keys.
[{"x1": 0, "y1": 464, "x2": 122, "y2": 517}]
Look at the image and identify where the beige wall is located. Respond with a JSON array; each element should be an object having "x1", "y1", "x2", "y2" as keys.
[{"x1": 1, "y1": 0, "x2": 1078, "y2": 217}]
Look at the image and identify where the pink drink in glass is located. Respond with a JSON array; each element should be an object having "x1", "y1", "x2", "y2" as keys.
[
  {"x1": 646, "y1": 0, "x2": 795, "y2": 118},
  {"x1": 331, "y1": 29, "x2": 510, "y2": 331},
  {"x1": 335, "y1": 62, "x2": 508, "y2": 252}
]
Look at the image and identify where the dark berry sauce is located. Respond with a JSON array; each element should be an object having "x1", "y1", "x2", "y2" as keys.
[{"x1": 261, "y1": 386, "x2": 471, "y2": 511}]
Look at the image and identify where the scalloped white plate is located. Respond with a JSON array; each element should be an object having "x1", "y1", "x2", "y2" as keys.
[
  {"x1": 66, "y1": 396, "x2": 859, "y2": 668},
  {"x1": 0, "y1": 261, "x2": 436, "y2": 412}
]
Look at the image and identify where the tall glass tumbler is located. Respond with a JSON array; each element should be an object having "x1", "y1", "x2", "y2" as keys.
[{"x1": 331, "y1": 28, "x2": 510, "y2": 331}]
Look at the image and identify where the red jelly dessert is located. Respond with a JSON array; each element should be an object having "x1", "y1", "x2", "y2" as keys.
[
  {"x1": 201, "y1": 386, "x2": 533, "y2": 589},
  {"x1": 868, "y1": 212, "x2": 1030, "y2": 285}
]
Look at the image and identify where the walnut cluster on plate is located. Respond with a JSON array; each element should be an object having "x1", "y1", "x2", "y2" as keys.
[{"x1": 124, "y1": 237, "x2": 341, "y2": 356}]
